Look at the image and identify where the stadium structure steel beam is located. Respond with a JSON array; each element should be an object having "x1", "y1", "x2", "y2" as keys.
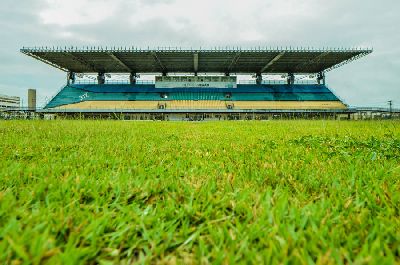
[
  {"x1": 64, "y1": 53, "x2": 98, "y2": 73},
  {"x1": 151, "y1": 52, "x2": 167, "y2": 75},
  {"x1": 295, "y1": 52, "x2": 330, "y2": 72},
  {"x1": 21, "y1": 51, "x2": 68, "y2": 72},
  {"x1": 20, "y1": 46, "x2": 373, "y2": 74},
  {"x1": 227, "y1": 52, "x2": 241, "y2": 74},
  {"x1": 108, "y1": 52, "x2": 132, "y2": 72},
  {"x1": 260, "y1": 52, "x2": 285, "y2": 73},
  {"x1": 193, "y1": 53, "x2": 199, "y2": 76},
  {"x1": 324, "y1": 50, "x2": 372, "y2": 73}
]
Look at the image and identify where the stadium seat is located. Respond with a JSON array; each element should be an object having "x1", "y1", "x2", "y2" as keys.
[
  {"x1": 53, "y1": 101, "x2": 160, "y2": 110},
  {"x1": 167, "y1": 100, "x2": 226, "y2": 109},
  {"x1": 234, "y1": 101, "x2": 346, "y2": 110},
  {"x1": 45, "y1": 84, "x2": 346, "y2": 111}
]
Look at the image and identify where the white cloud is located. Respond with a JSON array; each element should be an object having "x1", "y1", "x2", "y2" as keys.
[
  {"x1": 39, "y1": 0, "x2": 122, "y2": 26},
  {"x1": 38, "y1": 0, "x2": 326, "y2": 43},
  {"x1": 1, "y1": 0, "x2": 400, "y2": 107}
]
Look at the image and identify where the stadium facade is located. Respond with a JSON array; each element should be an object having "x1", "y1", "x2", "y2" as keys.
[
  {"x1": 21, "y1": 47, "x2": 372, "y2": 120},
  {"x1": 0, "y1": 94, "x2": 20, "y2": 109}
]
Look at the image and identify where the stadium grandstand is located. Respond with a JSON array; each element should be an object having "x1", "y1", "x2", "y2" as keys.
[{"x1": 20, "y1": 46, "x2": 372, "y2": 120}]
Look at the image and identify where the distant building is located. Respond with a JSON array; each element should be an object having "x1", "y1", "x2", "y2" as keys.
[
  {"x1": 0, "y1": 94, "x2": 20, "y2": 109},
  {"x1": 28, "y1": 89, "x2": 37, "y2": 110}
]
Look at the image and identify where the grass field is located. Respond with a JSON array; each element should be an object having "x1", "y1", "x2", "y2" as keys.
[{"x1": 0, "y1": 120, "x2": 399, "y2": 264}]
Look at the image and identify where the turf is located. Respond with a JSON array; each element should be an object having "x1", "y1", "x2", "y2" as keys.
[{"x1": 0, "y1": 120, "x2": 399, "y2": 264}]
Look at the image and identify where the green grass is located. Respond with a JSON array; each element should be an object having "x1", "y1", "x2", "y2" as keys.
[{"x1": 0, "y1": 120, "x2": 399, "y2": 264}]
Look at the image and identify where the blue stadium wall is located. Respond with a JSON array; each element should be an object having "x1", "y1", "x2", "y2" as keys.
[{"x1": 44, "y1": 84, "x2": 347, "y2": 111}]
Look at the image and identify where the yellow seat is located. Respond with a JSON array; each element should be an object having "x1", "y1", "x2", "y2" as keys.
[
  {"x1": 53, "y1": 100, "x2": 347, "y2": 111},
  {"x1": 53, "y1": 101, "x2": 160, "y2": 110},
  {"x1": 167, "y1": 100, "x2": 227, "y2": 109},
  {"x1": 234, "y1": 101, "x2": 346, "y2": 110}
]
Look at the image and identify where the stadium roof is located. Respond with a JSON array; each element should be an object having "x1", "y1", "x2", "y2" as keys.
[{"x1": 20, "y1": 47, "x2": 372, "y2": 74}]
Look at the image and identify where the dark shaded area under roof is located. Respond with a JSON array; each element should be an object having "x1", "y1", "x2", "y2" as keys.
[{"x1": 20, "y1": 47, "x2": 372, "y2": 74}]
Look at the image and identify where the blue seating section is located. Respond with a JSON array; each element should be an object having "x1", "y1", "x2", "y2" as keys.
[
  {"x1": 75, "y1": 84, "x2": 334, "y2": 93},
  {"x1": 45, "y1": 84, "x2": 341, "y2": 109}
]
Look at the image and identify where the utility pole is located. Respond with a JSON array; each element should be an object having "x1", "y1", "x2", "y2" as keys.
[{"x1": 388, "y1": 100, "x2": 393, "y2": 119}]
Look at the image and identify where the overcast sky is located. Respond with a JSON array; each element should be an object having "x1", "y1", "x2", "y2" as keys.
[{"x1": 0, "y1": 0, "x2": 399, "y2": 108}]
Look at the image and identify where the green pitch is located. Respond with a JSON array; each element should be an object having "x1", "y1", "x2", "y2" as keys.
[{"x1": 0, "y1": 121, "x2": 399, "y2": 264}]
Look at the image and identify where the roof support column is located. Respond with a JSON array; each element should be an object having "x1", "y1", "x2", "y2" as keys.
[
  {"x1": 97, "y1": 72, "x2": 105, "y2": 85},
  {"x1": 287, "y1": 73, "x2": 294, "y2": 85},
  {"x1": 317, "y1": 72, "x2": 325, "y2": 85},
  {"x1": 256, "y1": 72, "x2": 262, "y2": 85},
  {"x1": 67, "y1": 72, "x2": 75, "y2": 85},
  {"x1": 129, "y1": 73, "x2": 137, "y2": 85},
  {"x1": 193, "y1": 53, "x2": 199, "y2": 76}
]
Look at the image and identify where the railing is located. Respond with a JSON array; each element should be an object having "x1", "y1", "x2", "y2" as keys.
[
  {"x1": 71, "y1": 79, "x2": 319, "y2": 85},
  {"x1": 1, "y1": 107, "x2": 43, "y2": 111},
  {"x1": 2, "y1": 107, "x2": 399, "y2": 114},
  {"x1": 21, "y1": 46, "x2": 373, "y2": 54},
  {"x1": 239, "y1": 80, "x2": 319, "y2": 85},
  {"x1": 73, "y1": 80, "x2": 156, "y2": 85},
  {"x1": 350, "y1": 107, "x2": 400, "y2": 112},
  {"x1": 43, "y1": 82, "x2": 71, "y2": 107},
  {"x1": 325, "y1": 84, "x2": 348, "y2": 106}
]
